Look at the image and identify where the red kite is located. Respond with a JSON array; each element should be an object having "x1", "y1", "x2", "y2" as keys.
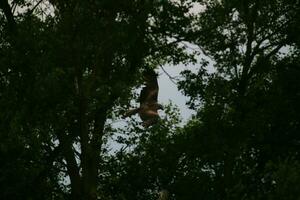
[{"x1": 124, "y1": 69, "x2": 163, "y2": 127}]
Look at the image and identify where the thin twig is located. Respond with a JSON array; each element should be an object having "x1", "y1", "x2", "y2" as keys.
[{"x1": 159, "y1": 65, "x2": 179, "y2": 85}]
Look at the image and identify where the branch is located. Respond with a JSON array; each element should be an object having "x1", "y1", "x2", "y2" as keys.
[
  {"x1": 159, "y1": 64, "x2": 179, "y2": 85},
  {"x1": 265, "y1": 42, "x2": 286, "y2": 59},
  {"x1": 0, "y1": 0, "x2": 17, "y2": 33},
  {"x1": 28, "y1": 0, "x2": 44, "y2": 15},
  {"x1": 150, "y1": 37, "x2": 185, "y2": 55},
  {"x1": 247, "y1": 41, "x2": 286, "y2": 82},
  {"x1": 11, "y1": 1, "x2": 17, "y2": 14},
  {"x1": 251, "y1": 16, "x2": 292, "y2": 60},
  {"x1": 56, "y1": 130, "x2": 81, "y2": 193}
]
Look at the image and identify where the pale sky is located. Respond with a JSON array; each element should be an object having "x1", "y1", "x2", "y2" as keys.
[
  {"x1": 158, "y1": 42, "x2": 213, "y2": 122},
  {"x1": 158, "y1": 64, "x2": 195, "y2": 122}
]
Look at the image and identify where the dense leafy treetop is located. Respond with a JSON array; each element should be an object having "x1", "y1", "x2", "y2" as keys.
[{"x1": 0, "y1": 0, "x2": 299, "y2": 199}]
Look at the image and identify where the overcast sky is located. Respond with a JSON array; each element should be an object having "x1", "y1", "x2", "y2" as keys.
[
  {"x1": 158, "y1": 64, "x2": 195, "y2": 122},
  {"x1": 156, "y1": 2, "x2": 203, "y2": 122}
]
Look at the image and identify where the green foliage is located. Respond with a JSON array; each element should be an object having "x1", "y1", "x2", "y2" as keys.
[
  {"x1": 175, "y1": 0, "x2": 300, "y2": 199},
  {"x1": 1, "y1": 0, "x2": 299, "y2": 199},
  {"x1": 0, "y1": 0, "x2": 193, "y2": 199}
]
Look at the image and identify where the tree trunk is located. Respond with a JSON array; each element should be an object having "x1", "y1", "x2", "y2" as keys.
[{"x1": 0, "y1": 0, "x2": 17, "y2": 32}]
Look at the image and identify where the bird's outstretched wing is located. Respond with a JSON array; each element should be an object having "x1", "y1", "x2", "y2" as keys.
[
  {"x1": 139, "y1": 69, "x2": 159, "y2": 106},
  {"x1": 123, "y1": 108, "x2": 140, "y2": 118}
]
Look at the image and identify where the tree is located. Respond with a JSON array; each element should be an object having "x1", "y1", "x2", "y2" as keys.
[
  {"x1": 177, "y1": 0, "x2": 300, "y2": 199},
  {"x1": 2, "y1": 0, "x2": 299, "y2": 199},
  {"x1": 0, "y1": 0, "x2": 194, "y2": 199}
]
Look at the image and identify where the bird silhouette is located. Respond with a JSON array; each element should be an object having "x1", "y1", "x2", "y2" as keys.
[{"x1": 124, "y1": 69, "x2": 163, "y2": 127}]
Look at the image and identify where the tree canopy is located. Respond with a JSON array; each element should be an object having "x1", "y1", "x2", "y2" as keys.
[{"x1": 0, "y1": 0, "x2": 299, "y2": 200}]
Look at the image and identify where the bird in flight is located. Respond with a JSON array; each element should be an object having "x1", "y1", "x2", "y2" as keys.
[{"x1": 124, "y1": 69, "x2": 163, "y2": 127}]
